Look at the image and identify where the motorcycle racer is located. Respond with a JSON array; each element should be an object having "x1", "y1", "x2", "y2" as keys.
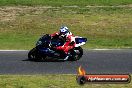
[
  {"x1": 28, "y1": 26, "x2": 87, "y2": 61},
  {"x1": 51, "y1": 26, "x2": 75, "y2": 60}
]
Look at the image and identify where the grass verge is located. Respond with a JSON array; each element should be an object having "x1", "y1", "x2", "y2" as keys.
[
  {"x1": 0, "y1": 0, "x2": 132, "y2": 6},
  {"x1": 0, "y1": 6, "x2": 132, "y2": 49},
  {"x1": 0, "y1": 75, "x2": 131, "y2": 88}
]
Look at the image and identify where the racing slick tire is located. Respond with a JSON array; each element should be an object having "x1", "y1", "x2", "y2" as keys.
[
  {"x1": 28, "y1": 48, "x2": 46, "y2": 61},
  {"x1": 28, "y1": 48, "x2": 38, "y2": 61},
  {"x1": 68, "y1": 47, "x2": 83, "y2": 61}
]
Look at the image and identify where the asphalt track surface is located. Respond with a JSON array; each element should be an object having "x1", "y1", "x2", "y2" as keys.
[{"x1": 0, "y1": 49, "x2": 132, "y2": 74}]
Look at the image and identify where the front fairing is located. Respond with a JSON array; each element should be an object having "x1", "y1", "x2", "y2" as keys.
[
  {"x1": 36, "y1": 34, "x2": 64, "y2": 56},
  {"x1": 36, "y1": 34, "x2": 51, "y2": 46}
]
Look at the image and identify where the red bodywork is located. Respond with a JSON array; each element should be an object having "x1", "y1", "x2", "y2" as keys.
[{"x1": 51, "y1": 32, "x2": 75, "y2": 54}]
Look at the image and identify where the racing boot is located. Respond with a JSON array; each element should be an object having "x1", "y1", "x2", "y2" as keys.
[{"x1": 63, "y1": 52, "x2": 71, "y2": 61}]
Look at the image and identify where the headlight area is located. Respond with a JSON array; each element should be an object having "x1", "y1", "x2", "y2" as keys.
[{"x1": 36, "y1": 41, "x2": 42, "y2": 46}]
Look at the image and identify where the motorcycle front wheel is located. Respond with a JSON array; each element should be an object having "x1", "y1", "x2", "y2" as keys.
[
  {"x1": 28, "y1": 48, "x2": 46, "y2": 61},
  {"x1": 28, "y1": 48, "x2": 38, "y2": 61}
]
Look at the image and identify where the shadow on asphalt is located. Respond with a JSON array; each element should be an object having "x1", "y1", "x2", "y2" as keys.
[{"x1": 22, "y1": 58, "x2": 65, "y2": 62}]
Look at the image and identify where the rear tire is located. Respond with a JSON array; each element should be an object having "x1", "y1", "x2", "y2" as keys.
[{"x1": 68, "y1": 47, "x2": 83, "y2": 61}]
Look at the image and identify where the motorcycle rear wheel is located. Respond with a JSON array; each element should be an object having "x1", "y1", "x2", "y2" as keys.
[{"x1": 68, "y1": 47, "x2": 83, "y2": 61}]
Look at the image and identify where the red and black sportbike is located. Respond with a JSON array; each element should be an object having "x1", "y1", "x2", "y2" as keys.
[{"x1": 28, "y1": 34, "x2": 87, "y2": 61}]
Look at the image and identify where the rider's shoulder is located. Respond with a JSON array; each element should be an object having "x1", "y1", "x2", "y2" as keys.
[
  {"x1": 55, "y1": 32, "x2": 59, "y2": 35},
  {"x1": 53, "y1": 32, "x2": 59, "y2": 35},
  {"x1": 51, "y1": 32, "x2": 59, "y2": 37}
]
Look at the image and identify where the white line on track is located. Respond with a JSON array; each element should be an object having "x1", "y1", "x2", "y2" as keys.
[
  {"x1": 90, "y1": 49, "x2": 123, "y2": 50},
  {"x1": 0, "y1": 49, "x2": 131, "y2": 52},
  {"x1": 0, "y1": 50, "x2": 29, "y2": 51}
]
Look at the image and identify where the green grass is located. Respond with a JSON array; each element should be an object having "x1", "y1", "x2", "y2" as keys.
[
  {"x1": 0, "y1": 0, "x2": 132, "y2": 6},
  {"x1": 0, "y1": 6, "x2": 132, "y2": 49},
  {"x1": 0, "y1": 75, "x2": 131, "y2": 88}
]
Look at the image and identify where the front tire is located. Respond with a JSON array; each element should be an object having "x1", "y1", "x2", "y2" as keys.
[
  {"x1": 28, "y1": 48, "x2": 47, "y2": 61},
  {"x1": 28, "y1": 48, "x2": 37, "y2": 61}
]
